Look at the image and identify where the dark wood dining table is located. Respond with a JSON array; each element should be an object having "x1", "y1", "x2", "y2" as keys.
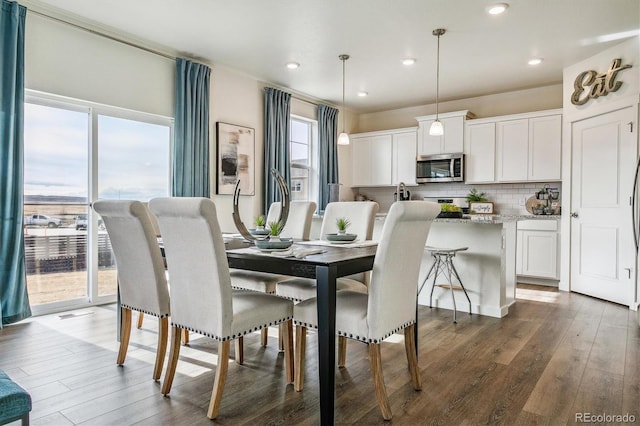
[{"x1": 225, "y1": 239, "x2": 377, "y2": 425}]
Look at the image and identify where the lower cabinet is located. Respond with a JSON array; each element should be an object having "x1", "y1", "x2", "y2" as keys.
[{"x1": 516, "y1": 220, "x2": 559, "y2": 281}]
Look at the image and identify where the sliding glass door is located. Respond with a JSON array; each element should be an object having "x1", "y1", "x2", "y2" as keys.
[{"x1": 24, "y1": 93, "x2": 172, "y2": 314}]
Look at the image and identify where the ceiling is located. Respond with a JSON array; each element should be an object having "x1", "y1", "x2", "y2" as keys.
[{"x1": 24, "y1": 0, "x2": 640, "y2": 113}]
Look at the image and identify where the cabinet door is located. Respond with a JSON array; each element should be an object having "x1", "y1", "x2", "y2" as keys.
[
  {"x1": 393, "y1": 131, "x2": 417, "y2": 185},
  {"x1": 516, "y1": 230, "x2": 524, "y2": 275},
  {"x1": 418, "y1": 119, "x2": 442, "y2": 156},
  {"x1": 497, "y1": 119, "x2": 528, "y2": 182},
  {"x1": 370, "y1": 135, "x2": 393, "y2": 186},
  {"x1": 465, "y1": 122, "x2": 495, "y2": 183},
  {"x1": 442, "y1": 115, "x2": 464, "y2": 153},
  {"x1": 521, "y1": 230, "x2": 558, "y2": 279},
  {"x1": 351, "y1": 137, "x2": 371, "y2": 186},
  {"x1": 529, "y1": 115, "x2": 561, "y2": 181}
]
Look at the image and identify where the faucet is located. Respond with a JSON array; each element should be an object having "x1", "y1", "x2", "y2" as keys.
[{"x1": 396, "y1": 182, "x2": 405, "y2": 201}]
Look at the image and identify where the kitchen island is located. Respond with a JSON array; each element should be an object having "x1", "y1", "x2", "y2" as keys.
[{"x1": 420, "y1": 216, "x2": 517, "y2": 318}]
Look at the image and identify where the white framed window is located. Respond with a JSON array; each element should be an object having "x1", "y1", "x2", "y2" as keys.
[
  {"x1": 289, "y1": 115, "x2": 318, "y2": 207},
  {"x1": 23, "y1": 90, "x2": 172, "y2": 314}
]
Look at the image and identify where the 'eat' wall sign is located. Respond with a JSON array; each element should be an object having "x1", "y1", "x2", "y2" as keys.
[{"x1": 571, "y1": 58, "x2": 632, "y2": 106}]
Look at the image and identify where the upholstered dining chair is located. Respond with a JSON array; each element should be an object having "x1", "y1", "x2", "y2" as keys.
[
  {"x1": 293, "y1": 201, "x2": 440, "y2": 420},
  {"x1": 149, "y1": 197, "x2": 294, "y2": 420},
  {"x1": 276, "y1": 201, "x2": 378, "y2": 365},
  {"x1": 92, "y1": 200, "x2": 170, "y2": 382},
  {"x1": 230, "y1": 200, "x2": 315, "y2": 347}
]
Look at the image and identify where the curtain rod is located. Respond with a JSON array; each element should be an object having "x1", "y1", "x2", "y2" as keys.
[{"x1": 27, "y1": 8, "x2": 176, "y2": 61}]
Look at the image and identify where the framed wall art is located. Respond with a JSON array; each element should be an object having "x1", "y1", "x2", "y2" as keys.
[{"x1": 216, "y1": 122, "x2": 255, "y2": 195}]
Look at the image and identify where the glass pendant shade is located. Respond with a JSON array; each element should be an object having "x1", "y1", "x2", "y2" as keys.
[
  {"x1": 429, "y1": 119, "x2": 444, "y2": 136},
  {"x1": 338, "y1": 132, "x2": 350, "y2": 145}
]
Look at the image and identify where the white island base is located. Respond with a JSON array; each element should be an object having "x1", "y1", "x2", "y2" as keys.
[{"x1": 419, "y1": 219, "x2": 517, "y2": 318}]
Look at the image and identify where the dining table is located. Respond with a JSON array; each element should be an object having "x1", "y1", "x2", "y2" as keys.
[{"x1": 225, "y1": 238, "x2": 377, "y2": 425}]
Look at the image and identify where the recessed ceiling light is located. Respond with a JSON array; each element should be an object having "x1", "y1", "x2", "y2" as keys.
[
  {"x1": 285, "y1": 62, "x2": 300, "y2": 69},
  {"x1": 528, "y1": 58, "x2": 543, "y2": 66},
  {"x1": 357, "y1": 91, "x2": 368, "y2": 97},
  {"x1": 487, "y1": 3, "x2": 508, "y2": 15},
  {"x1": 402, "y1": 58, "x2": 416, "y2": 66}
]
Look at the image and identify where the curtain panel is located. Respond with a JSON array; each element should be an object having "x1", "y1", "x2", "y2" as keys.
[
  {"x1": 317, "y1": 104, "x2": 339, "y2": 212},
  {"x1": 263, "y1": 87, "x2": 291, "y2": 215},
  {"x1": 0, "y1": 0, "x2": 30, "y2": 327},
  {"x1": 173, "y1": 58, "x2": 211, "y2": 197}
]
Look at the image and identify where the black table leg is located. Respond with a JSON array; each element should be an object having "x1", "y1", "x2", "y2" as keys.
[{"x1": 316, "y1": 265, "x2": 337, "y2": 425}]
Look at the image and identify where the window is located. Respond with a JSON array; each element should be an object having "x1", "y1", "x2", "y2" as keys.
[
  {"x1": 23, "y1": 92, "x2": 172, "y2": 313},
  {"x1": 289, "y1": 116, "x2": 318, "y2": 206}
]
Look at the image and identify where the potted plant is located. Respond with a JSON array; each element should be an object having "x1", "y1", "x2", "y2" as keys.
[
  {"x1": 438, "y1": 203, "x2": 463, "y2": 218},
  {"x1": 465, "y1": 188, "x2": 488, "y2": 203},
  {"x1": 336, "y1": 217, "x2": 351, "y2": 235},
  {"x1": 267, "y1": 220, "x2": 283, "y2": 241},
  {"x1": 254, "y1": 215, "x2": 266, "y2": 231}
]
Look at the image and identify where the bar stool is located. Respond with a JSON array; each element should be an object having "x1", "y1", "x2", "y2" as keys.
[{"x1": 418, "y1": 246, "x2": 471, "y2": 323}]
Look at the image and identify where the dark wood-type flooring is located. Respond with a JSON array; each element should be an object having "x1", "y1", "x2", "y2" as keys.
[{"x1": 1, "y1": 285, "x2": 638, "y2": 425}]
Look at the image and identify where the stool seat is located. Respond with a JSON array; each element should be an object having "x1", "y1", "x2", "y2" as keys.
[
  {"x1": 0, "y1": 370, "x2": 31, "y2": 426},
  {"x1": 419, "y1": 246, "x2": 471, "y2": 323}
]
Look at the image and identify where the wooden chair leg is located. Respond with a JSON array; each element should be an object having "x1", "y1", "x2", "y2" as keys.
[
  {"x1": 181, "y1": 329, "x2": 189, "y2": 345},
  {"x1": 161, "y1": 326, "x2": 183, "y2": 395},
  {"x1": 404, "y1": 324, "x2": 422, "y2": 390},
  {"x1": 117, "y1": 307, "x2": 132, "y2": 365},
  {"x1": 153, "y1": 317, "x2": 169, "y2": 381},
  {"x1": 278, "y1": 323, "x2": 284, "y2": 351},
  {"x1": 369, "y1": 343, "x2": 392, "y2": 420},
  {"x1": 282, "y1": 320, "x2": 294, "y2": 383},
  {"x1": 137, "y1": 312, "x2": 144, "y2": 329},
  {"x1": 294, "y1": 325, "x2": 306, "y2": 392},
  {"x1": 261, "y1": 327, "x2": 268, "y2": 346},
  {"x1": 338, "y1": 336, "x2": 347, "y2": 367},
  {"x1": 235, "y1": 336, "x2": 244, "y2": 365},
  {"x1": 207, "y1": 340, "x2": 230, "y2": 419}
]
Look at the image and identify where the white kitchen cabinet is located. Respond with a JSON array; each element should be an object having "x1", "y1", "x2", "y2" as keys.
[
  {"x1": 464, "y1": 109, "x2": 562, "y2": 184},
  {"x1": 351, "y1": 127, "x2": 416, "y2": 187},
  {"x1": 465, "y1": 122, "x2": 496, "y2": 183},
  {"x1": 416, "y1": 110, "x2": 471, "y2": 156},
  {"x1": 516, "y1": 220, "x2": 559, "y2": 280}
]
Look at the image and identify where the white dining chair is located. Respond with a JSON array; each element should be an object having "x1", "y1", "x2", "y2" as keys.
[
  {"x1": 149, "y1": 197, "x2": 294, "y2": 420},
  {"x1": 92, "y1": 200, "x2": 170, "y2": 381},
  {"x1": 230, "y1": 200, "x2": 315, "y2": 347},
  {"x1": 293, "y1": 201, "x2": 440, "y2": 420}
]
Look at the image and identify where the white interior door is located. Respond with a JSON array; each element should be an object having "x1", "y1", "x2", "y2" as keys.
[{"x1": 570, "y1": 107, "x2": 636, "y2": 306}]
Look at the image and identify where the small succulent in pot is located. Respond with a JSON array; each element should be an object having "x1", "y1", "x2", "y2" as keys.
[
  {"x1": 254, "y1": 215, "x2": 266, "y2": 230},
  {"x1": 466, "y1": 188, "x2": 488, "y2": 203},
  {"x1": 336, "y1": 217, "x2": 351, "y2": 234},
  {"x1": 267, "y1": 220, "x2": 283, "y2": 240}
]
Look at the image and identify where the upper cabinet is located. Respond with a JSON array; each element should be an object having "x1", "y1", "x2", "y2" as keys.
[
  {"x1": 351, "y1": 127, "x2": 417, "y2": 187},
  {"x1": 465, "y1": 109, "x2": 562, "y2": 184},
  {"x1": 416, "y1": 110, "x2": 473, "y2": 155}
]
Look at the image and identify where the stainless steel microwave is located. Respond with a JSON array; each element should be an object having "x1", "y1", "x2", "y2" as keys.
[{"x1": 416, "y1": 153, "x2": 464, "y2": 183}]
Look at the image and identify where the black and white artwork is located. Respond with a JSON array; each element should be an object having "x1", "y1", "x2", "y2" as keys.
[{"x1": 216, "y1": 122, "x2": 255, "y2": 195}]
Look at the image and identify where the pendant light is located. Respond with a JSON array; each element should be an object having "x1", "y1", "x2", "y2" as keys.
[
  {"x1": 337, "y1": 54, "x2": 350, "y2": 145},
  {"x1": 429, "y1": 28, "x2": 445, "y2": 136}
]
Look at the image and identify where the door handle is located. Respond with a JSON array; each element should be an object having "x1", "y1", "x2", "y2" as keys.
[
  {"x1": 570, "y1": 212, "x2": 579, "y2": 218},
  {"x1": 624, "y1": 267, "x2": 632, "y2": 279}
]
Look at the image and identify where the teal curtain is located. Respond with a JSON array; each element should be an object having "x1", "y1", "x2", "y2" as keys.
[
  {"x1": 0, "y1": 0, "x2": 30, "y2": 327},
  {"x1": 263, "y1": 87, "x2": 291, "y2": 214},
  {"x1": 317, "y1": 104, "x2": 339, "y2": 212},
  {"x1": 173, "y1": 58, "x2": 211, "y2": 197}
]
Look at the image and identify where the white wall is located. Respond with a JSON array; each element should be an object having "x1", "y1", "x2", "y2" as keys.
[
  {"x1": 560, "y1": 36, "x2": 640, "y2": 296},
  {"x1": 356, "y1": 84, "x2": 563, "y2": 132}
]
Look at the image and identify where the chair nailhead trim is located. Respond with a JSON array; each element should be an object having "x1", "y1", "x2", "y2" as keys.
[
  {"x1": 231, "y1": 286, "x2": 276, "y2": 295},
  {"x1": 293, "y1": 319, "x2": 416, "y2": 343},
  {"x1": 121, "y1": 303, "x2": 169, "y2": 319},
  {"x1": 171, "y1": 315, "x2": 293, "y2": 341}
]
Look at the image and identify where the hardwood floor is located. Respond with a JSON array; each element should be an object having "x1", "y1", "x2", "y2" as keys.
[{"x1": 1, "y1": 285, "x2": 638, "y2": 425}]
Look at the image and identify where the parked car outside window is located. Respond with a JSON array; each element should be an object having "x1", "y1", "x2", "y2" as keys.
[{"x1": 75, "y1": 214, "x2": 87, "y2": 230}]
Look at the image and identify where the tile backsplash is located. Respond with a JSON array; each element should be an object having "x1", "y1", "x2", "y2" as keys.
[{"x1": 351, "y1": 182, "x2": 562, "y2": 215}]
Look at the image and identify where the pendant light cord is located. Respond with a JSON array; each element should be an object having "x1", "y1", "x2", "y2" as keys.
[
  {"x1": 435, "y1": 31, "x2": 440, "y2": 119},
  {"x1": 339, "y1": 54, "x2": 349, "y2": 133}
]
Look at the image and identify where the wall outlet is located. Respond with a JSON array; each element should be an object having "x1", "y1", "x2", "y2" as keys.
[{"x1": 519, "y1": 196, "x2": 526, "y2": 206}]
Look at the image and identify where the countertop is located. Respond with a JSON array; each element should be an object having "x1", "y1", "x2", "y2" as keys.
[{"x1": 373, "y1": 213, "x2": 561, "y2": 224}]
